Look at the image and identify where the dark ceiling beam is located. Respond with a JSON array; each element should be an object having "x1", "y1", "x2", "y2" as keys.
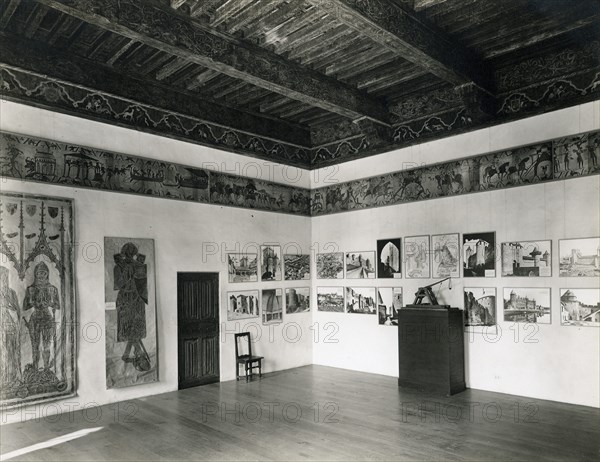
[
  {"x1": 306, "y1": 0, "x2": 494, "y2": 93},
  {"x1": 0, "y1": 33, "x2": 312, "y2": 147},
  {"x1": 36, "y1": 0, "x2": 391, "y2": 125},
  {"x1": 0, "y1": 0, "x2": 21, "y2": 29}
]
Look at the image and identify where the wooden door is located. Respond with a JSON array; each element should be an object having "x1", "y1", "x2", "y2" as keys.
[{"x1": 177, "y1": 272, "x2": 220, "y2": 389}]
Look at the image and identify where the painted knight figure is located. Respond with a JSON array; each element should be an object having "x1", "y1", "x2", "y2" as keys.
[{"x1": 0, "y1": 192, "x2": 76, "y2": 408}]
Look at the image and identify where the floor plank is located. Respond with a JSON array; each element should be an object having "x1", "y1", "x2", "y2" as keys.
[{"x1": 1, "y1": 365, "x2": 599, "y2": 461}]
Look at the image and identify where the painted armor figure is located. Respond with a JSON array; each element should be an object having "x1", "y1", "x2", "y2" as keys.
[
  {"x1": 0, "y1": 266, "x2": 21, "y2": 385},
  {"x1": 23, "y1": 261, "x2": 60, "y2": 371},
  {"x1": 114, "y1": 243, "x2": 150, "y2": 371}
]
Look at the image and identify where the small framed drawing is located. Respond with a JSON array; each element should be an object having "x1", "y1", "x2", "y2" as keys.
[
  {"x1": 463, "y1": 232, "x2": 496, "y2": 277},
  {"x1": 377, "y1": 238, "x2": 401, "y2": 278},
  {"x1": 227, "y1": 290, "x2": 259, "y2": 321},
  {"x1": 228, "y1": 253, "x2": 258, "y2": 283},
  {"x1": 560, "y1": 288, "x2": 600, "y2": 327},
  {"x1": 346, "y1": 287, "x2": 377, "y2": 314},
  {"x1": 558, "y1": 237, "x2": 600, "y2": 277},
  {"x1": 464, "y1": 287, "x2": 496, "y2": 332},
  {"x1": 377, "y1": 287, "x2": 398, "y2": 325},
  {"x1": 345, "y1": 251, "x2": 376, "y2": 279},
  {"x1": 404, "y1": 235, "x2": 430, "y2": 279},
  {"x1": 262, "y1": 288, "x2": 283, "y2": 324},
  {"x1": 432, "y1": 233, "x2": 460, "y2": 278},
  {"x1": 261, "y1": 245, "x2": 282, "y2": 281},
  {"x1": 317, "y1": 287, "x2": 344, "y2": 312},
  {"x1": 503, "y1": 288, "x2": 551, "y2": 324},
  {"x1": 285, "y1": 287, "x2": 310, "y2": 314},
  {"x1": 284, "y1": 254, "x2": 310, "y2": 280},
  {"x1": 316, "y1": 253, "x2": 344, "y2": 279},
  {"x1": 501, "y1": 240, "x2": 551, "y2": 277}
]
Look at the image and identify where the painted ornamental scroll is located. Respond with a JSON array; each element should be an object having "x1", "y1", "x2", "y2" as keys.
[{"x1": 0, "y1": 192, "x2": 76, "y2": 408}]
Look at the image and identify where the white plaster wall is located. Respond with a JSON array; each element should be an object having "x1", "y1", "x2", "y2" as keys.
[
  {"x1": 0, "y1": 101, "x2": 313, "y2": 425},
  {"x1": 311, "y1": 101, "x2": 600, "y2": 408}
]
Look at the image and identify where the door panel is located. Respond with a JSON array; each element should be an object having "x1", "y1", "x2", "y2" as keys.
[{"x1": 178, "y1": 272, "x2": 220, "y2": 389}]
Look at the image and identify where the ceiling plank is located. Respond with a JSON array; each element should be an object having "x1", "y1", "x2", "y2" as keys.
[
  {"x1": 304, "y1": 0, "x2": 493, "y2": 92},
  {"x1": 0, "y1": 0, "x2": 21, "y2": 30},
  {"x1": 36, "y1": 0, "x2": 391, "y2": 125},
  {"x1": 0, "y1": 32, "x2": 312, "y2": 147},
  {"x1": 23, "y1": 3, "x2": 48, "y2": 39},
  {"x1": 106, "y1": 37, "x2": 136, "y2": 65}
]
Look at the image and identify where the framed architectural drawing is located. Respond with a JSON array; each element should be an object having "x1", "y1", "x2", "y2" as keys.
[
  {"x1": 285, "y1": 287, "x2": 310, "y2": 314},
  {"x1": 502, "y1": 240, "x2": 551, "y2": 277},
  {"x1": 284, "y1": 254, "x2": 310, "y2": 280},
  {"x1": 0, "y1": 192, "x2": 76, "y2": 408},
  {"x1": 345, "y1": 251, "x2": 376, "y2": 279},
  {"x1": 432, "y1": 233, "x2": 460, "y2": 278},
  {"x1": 503, "y1": 288, "x2": 551, "y2": 324},
  {"x1": 346, "y1": 287, "x2": 377, "y2": 314},
  {"x1": 404, "y1": 235, "x2": 431, "y2": 279},
  {"x1": 377, "y1": 287, "x2": 398, "y2": 325},
  {"x1": 558, "y1": 237, "x2": 600, "y2": 277},
  {"x1": 261, "y1": 245, "x2": 282, "y2": 281},
  {"x1": 464, "y1": 287, "x2": 496, "y2": 329},
  {"x1": 316, "y1": 253, "x2": 344, "y2": 279},
  {"x1": 228, "y1": 253, "x2": 258, "y2": 283},
  {"x1": 261, "y1": 289, "x2": 283, "y2": 324},
  {"x1": 463, "y1": 232, "x2": 496, "y2": 277},
  {"x1": 227, "y1": 290, "x2": 259, "y2": 321},
  {"x1": 105, "y1": 237, "x2": 158, "y2": 389},
  {"x1": 317, "y1": 287, "x2": 344, "y2": 312},
  {"x1": 560, "y1": 289, "x2": 600, "y2": 327},
  {"x1": 377, "y1": 238, "x2": 401, "y2": 279}
]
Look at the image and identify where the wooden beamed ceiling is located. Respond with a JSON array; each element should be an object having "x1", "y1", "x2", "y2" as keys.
[{"x1": 1, "y1": 0, "x2": 599, "y2": 168}]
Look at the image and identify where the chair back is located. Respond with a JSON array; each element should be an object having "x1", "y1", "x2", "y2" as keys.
[{"x1": 235, "y1": 332, "x2": 252, "y2": 358}]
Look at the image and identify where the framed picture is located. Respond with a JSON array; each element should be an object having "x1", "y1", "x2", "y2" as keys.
[
  {"x1": 284, "y1": 254, "x2": 310, "y2": 280},
  {"x1": 316, "y1": 253, "x2": 344, "y2": 279},
  {"x1": 377, "y1": 287, "x2": 398, "y2": 325},
  {"x1": 464, "y1": 287, "x2": 496, "y2": 329},
  {"x1": 285, "y1": 287, "x2": 310, "y2": 314},
  {"x1": 560, "y1": 289, "x2": 599, "y2": 326},
  {"x1": 261, "y1": 288, "x2": 283, "y2": 324},
  {"x1": 105, "y1": 237, "x2": 158, "y2": 389},
  {"x1": 377, "y1": 238, "x2": 401, "y2": 278},
  {"x1": 404, "y1": 235, "x2": 430, "y2": 279},
  {"x1": 345, "y1": 287, "x2": 377, "y2": 314},
  {"x1": 317, "y1": 287, "x2": 344, "y2": 312},
  {"x1": 559, "y1": 237, "x2": 600, "y2": 277},
  {"x1": 463, "y1": 232, "x2": 496, "y2": 277},
  {"x1": 431, "y1": 233, "x2": 460, "y2": 278},
  {"x1": 345, "y1": 251, "x2": 376, "y2": 279},
  {"x1": 393, "y1": 287, "x2": 403, "y2": 312},
  {"x1": 502, "y1": 240, "x2": 552, "y2": 277},
  {"x1": 503, "y1": 288, "x2": 551, "y2": 324},
  {"x1": 228, "y1": 253, "x2": 258, "y2": 283},
  {"x1": 227, "y1": 290, "x2": 260, "y2": 321},
  {"x1": 261, "y1": 245, "x2": 282, "y2": 281}
]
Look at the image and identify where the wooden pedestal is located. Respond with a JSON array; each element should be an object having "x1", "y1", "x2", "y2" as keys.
[{"x1": 398, "y1": 306, "x2": 466, "y2": 395}]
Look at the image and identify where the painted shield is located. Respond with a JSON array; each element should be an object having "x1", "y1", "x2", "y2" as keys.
[
  {"x1": 48, "y1": 206, "x2": 59, "y2": 218},
  {"x1": 5, "y1": 203, "x2": 17, "y2": 215},
  {"x1": 26, "y1": 204, "x2": 37, "y2": 216}
]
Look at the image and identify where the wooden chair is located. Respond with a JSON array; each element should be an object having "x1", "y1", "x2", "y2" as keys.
[{"x1": 234, "y1": 332, "x2": 263, "y2": 382}]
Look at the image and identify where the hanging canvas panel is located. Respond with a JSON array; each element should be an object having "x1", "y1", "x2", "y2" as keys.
[
  {"x1": 285, "y1": 287, "x2": 310, "y2": 314},
  {"x1": 463, "y1": 232, "x2": 496, "y2": 277},
  {"x1": 503, "y1": 288, "x2": 551, "y2": 324},
  {"x1": 228, "y1": 253, "x2": 258, "y2": 283},
  {"x1": 261, "y1": 289, "x2": 283, "y2": 324},
  {"x1": 464, "y1": 287, "x2": 497, "y2": 330},
  {"x1": 261, "y1": 245, "x2": 282, "y2": 281},
  {"x1": 432, "y1": 233, "x2": 460, "y2": 278},
  {"x1": 560, "y1": 288, "x2": 600, "y2": 327},
  {"x1": 346, "y1": 287, "x2": 377, "y2": 314},
  {"x1": 316, "y1": 253, "x2": 344, "y2": 279},
  {"x1": 558, "y1": 237, "x2": 600, "y2": 277},
  {"x1": 345, "y1": 251, "x2": 376, "y2": 279},
  {"x1": 377, "y1": 287, "x2": 399, "y2": 325},
  {"x1": 317, "y1": 287, "x2": 344, "y2": 312},
  {"x1": 284, "y1": 254, "x2": 310, "y2": 280},
  {"x1": 377, "y1": 238, "x2": 402, "y2": 279},
  {"x1": 227, "y1": 290, "x2": 259, "y2": 321},
  {"x1": 104, "y1": 237, "x2": 158, "y2": 389},
  {"x1": 404, "y1": 235, "x2": 431, "y2": 279},
  {"x1": 0, "y1": 192, "x2": 76, "y2": 408}
]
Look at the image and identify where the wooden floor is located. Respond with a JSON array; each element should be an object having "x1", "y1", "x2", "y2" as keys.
[{"x1": 1, "y1": 365, "x2": 599, "y2": 461}]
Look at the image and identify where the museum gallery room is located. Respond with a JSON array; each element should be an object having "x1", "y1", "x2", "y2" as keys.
[{"x1": 0, "y1": 0, "x2": 600, "y2": 460}]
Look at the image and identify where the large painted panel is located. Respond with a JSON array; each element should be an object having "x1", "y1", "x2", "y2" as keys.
[
  {"x1": 104, "y1": 237, "x2": 158, "y2": 389},
  {"x1": 0, "y1": 192, "x2": 76, "y2": 408}
]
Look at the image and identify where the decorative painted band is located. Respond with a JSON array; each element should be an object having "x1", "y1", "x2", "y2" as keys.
[
  {"x1": 0, "y1": 131, "x2": 311, "y2": 216},
  {"x1": 310, "y1": 129, "x2": 600, "y2": 216}
]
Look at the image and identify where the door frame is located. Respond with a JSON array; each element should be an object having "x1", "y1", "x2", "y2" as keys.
[{"x1": 177, "y1": 271, "x2": 221, "y2": 389}]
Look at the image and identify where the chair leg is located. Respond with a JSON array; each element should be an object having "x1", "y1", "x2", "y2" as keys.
[
  {"x1": 245, "y1": 363, "x2": 249, "y2": 382},
  {"x1": 259, "y1": 360, "x2": 262, "y2": 378}
]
